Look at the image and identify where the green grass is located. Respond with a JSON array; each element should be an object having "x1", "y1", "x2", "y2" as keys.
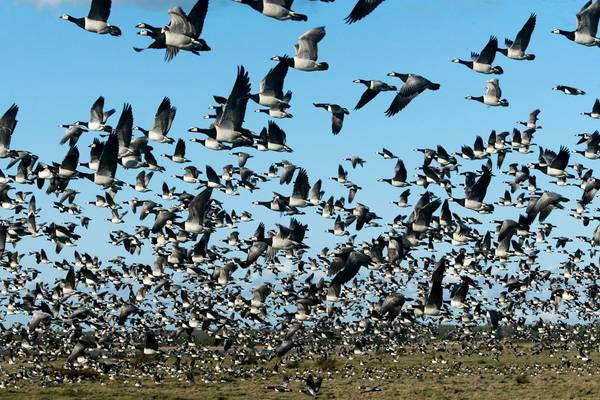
[{"x1": 1, "y1": 349, "x2": 600, "y2": 399}]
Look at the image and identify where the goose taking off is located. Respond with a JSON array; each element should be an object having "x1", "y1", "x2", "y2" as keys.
[
  {"x1": 271, "y1": 27, "x2": 329, "y2": 71},
  {"x1": 466, "y1": 79, "x2": 509, "y2": 107},
  {"x1": 352, "y1": 80, "x2": 397, "y2": 110},
  {"x1": 345, "y1": 0, "x2": 385, "y2": 24},
  {"x1": 60, "y1": 0, "x2": 121, "y2": 36},
  {"x1": 233, "y1": 0, "x2": 308, "y2": 21},
  {"x1": 385, "y1": 73, "x2": 440, "y2": 116},
  {"x1": 552, "y1": 0, "x2": 600, "y2": 46},
  {"x1": 497, "y1": 13, "x2": 537, "y2": 60},
  {"x1": 452, "y1": 36, "x2": 504, "y2": 74},
  {"x1": 314, "y1": 103, "x2": 349, "y2": 135}
]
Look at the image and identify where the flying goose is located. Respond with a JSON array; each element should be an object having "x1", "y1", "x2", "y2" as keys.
[
  {"x1": 552, "y1": 0, "x2": 600, "y2": 46},
  {"x1": 345, "y1": 0, "x2": 385, "y2": 24},
  {"x1": 272, "y1": 27, "x2": 329, "y2": 71},
  {"x1": 250, "y1": 58, "x2": 290, "y2": 108},
  {"x1": 518, "y1": 109, "x2": 542, "y2": 129},
  {"x1": 424, "y1": 257, "x2": 446, "y2": 315},
  {"x1": 313, "y1": 103, "x2": 349, "y2": 135},
  {"x1": 378, "y1": 159, "x2": 408, "y2": 187},
  {"x1": 255, "y1": 90, "x2": 293, "y2": 118},
  {"x1": 75, "y1": 96, "x2": 115, "y2": 132},
  {"x1": 582, "y1": 98, "x2": 600, "y2": 119},
  {"x1": 134, "y1": 97, "x2": 176, "y2": 143},
  {"x1": 0, "y1": 104, "x2": 18, "y2": 159},
  {"x1": 233, "y1": 0, "x2": 308, "y2": 21},
  {"x1": 553, "y1": 85, "x2": 586, "y2": 95},
  {"x1": 466, "y1": 79, "x2": 509, "y2": 107},
  {"x1": 453, "y1": 36, "x2": 504, "y2": 74},
  {"x1": 161, "y1": 3, "x2": 211, "y2": 60},
  {"x1": 497, "y1": 13, "x2": 536, "y2": 60},
  {"x1": 385, "y1": 73, "x2": 440, "y2": 116},
  {"x1": 188, "y1": 66, "x2": 254, "y2": 145},
  {"x1": 352, "y1": 79, "x2": 397, "y2": 110},
  {"x1": 60, "y1": 0, "x2": 121, "y2": 36}
]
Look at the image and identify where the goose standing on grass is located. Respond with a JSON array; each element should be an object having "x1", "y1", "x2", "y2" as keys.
[
  {"x1": 352, "y1": 80, "x2": 397, "y2": 110},
  {"x1": 497, "y1": 13, "x2": 536, "y2": 60},
  {"x1": 385, "y1": 73, "x2": 440, "y2": 116},
  {"x1": 133, "y1": 97, "x2": 176, "y2": 144},
  {"x1": 313, "y1": 103, "x2": 349, "y2": 135},
  {"x1": 345, "y1": 0, "x2": 385, "y2": 24},
  {"x1": 271, "y1": 27, "x2": 329, "y2": 71},
  {"x1": 60, "y1": 0, "x2": 121, "y2": 36},
  {"x1": 0, "y1": 104, "x2": 18, "y2": 159},
  {"x1": 582, "y1": 99, "x2": 600, "y2": 119},
  {"x1": 466, "y1": 79, "x2": 509, "y2": 107},
  {"x1": 552, "y1": 85, "x2": 586, "y2": 95},
  {"x1": 75, "y1": 96, "x2": 115, "y2": 132},
  {"x1": 452, "y1": 36, "x2": 504, "y2": 74},
  {"x1": 233, "y1": 0, "x2": 308, "y2": 21},
  {"x1": 552, "y1": 0, "x2": 600, "y2": 47}
]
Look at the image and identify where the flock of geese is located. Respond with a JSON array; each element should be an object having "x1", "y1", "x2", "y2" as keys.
[{"x1": 2, "y1": 0, "x2": 600, "y2": 394}]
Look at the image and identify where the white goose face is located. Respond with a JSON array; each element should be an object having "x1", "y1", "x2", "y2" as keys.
[
  {"x1": 60, "y1": 14, "x2": 69, "y2": 20},
  {"x1": 551, "y1": 29, "x2": 561, "y2": 34}
]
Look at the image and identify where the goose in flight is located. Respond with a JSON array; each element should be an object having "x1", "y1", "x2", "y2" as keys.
[
  {"x1": 0, "y1": 104, "x2": 18, "y2": 159},
  {"x1": 313, "y1": 103, "x2": 349, "y2": 135},
  {"x1": 552, "y1": 0, "x2": 600, "y2": 46},
  {"x1": 233, "y1": 0, "x2": 307, "y2": 21},
  {"x1": 452, "y1": 36, "x2": 504, "y2": 74},
  {"x1": 352, "y1": 79, "x2": 397, "y2": 110},
  {"x1": 272, "y1": 27, "x2": 329, "y2": 71},
  {"x1": 552, "y1": 85, "x2": 586, "y2": 95},
  {"x1": 135, "y1": 0, "x2": 211, "y2": 61},
  {"x1": 345, "y1": 0, "x2": 385, "y2": 24},
  {"x1": 498, "y1": 13, "x2": 536, "y2": 60},
  {"x1": 74, "y1": 96, "x2": 115, "y2": 132},
  {"x1": 466, "y1": 79, "x2": 509, "y2": 107},
  {"x1": 385, "y1": 73, "x2": 440, "y2": 116},
  {"x1": 582, "y1": 98, "x2": 600, "y2": 119},
  {"x1": 60, "y1": 0, "x2": 121, "y2": 36}
]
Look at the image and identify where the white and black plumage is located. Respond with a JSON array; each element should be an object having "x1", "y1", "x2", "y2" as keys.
[
  {"x1": 272, "y1": 27, "x2": 329, "y2": 71},
  {"x1": 234, "y1": 0, "x2": 307, "y2": 21},
  {"x1": 345, "y1": 0, "x2": 385, "y2": 24},
  {"x1": 353, "y1": 79, "x2": 397, "y2": 110},
  {"x1": 135, "y1": 0, "x2": 211, "y2": 61},
  {"x1": 452, "y1": 36, "x2": 504, "y2": 74},
  {"x1": 134, "y1": 97, "x2": 176, "y2": 143},
  {"x1": 60, "y1": 0, "x2": 121, "y2": 36},
  {"x1": 250, "y1": 58, "x2": 290, "y2": 108},
  {"x1": 466, "y1": 79, "x2": 509, "y2": 107},
  {"x1": 75, "y1": 96, "x2": 115, "y2": 132},
  {"x1": 0, "y1": 104, "x2": 18, "y2": 159},
  {"x1": 583, "y1": 98, "x2": 600, "y2": 119},
  {"x1": 189, "y1": 66, "x2": 254, "y2": 145},
  {"x1": 553, "y1": 85, "x2": 586, "y2": 95},
  {"x1": 385, "y1": 73, "x2": 440, "y2": 116},
  {"x1": 313, "y1": 103, "x2": 349, "y2": 135},
  {"x1": 552, "y1": 0, "x2": 600, "y2": 46},
  {"x1": 497, "y1": 13, "x2": 536, "y2": 60}
]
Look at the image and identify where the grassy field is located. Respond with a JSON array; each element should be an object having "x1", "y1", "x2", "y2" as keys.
[{"x1": 1, "y1": 348, "x2": 600, "y2": 400}]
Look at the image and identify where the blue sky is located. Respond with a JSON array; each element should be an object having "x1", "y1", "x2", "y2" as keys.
[{"x1": 2, "y1": 0, "x2": 600, "y2": 322}]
